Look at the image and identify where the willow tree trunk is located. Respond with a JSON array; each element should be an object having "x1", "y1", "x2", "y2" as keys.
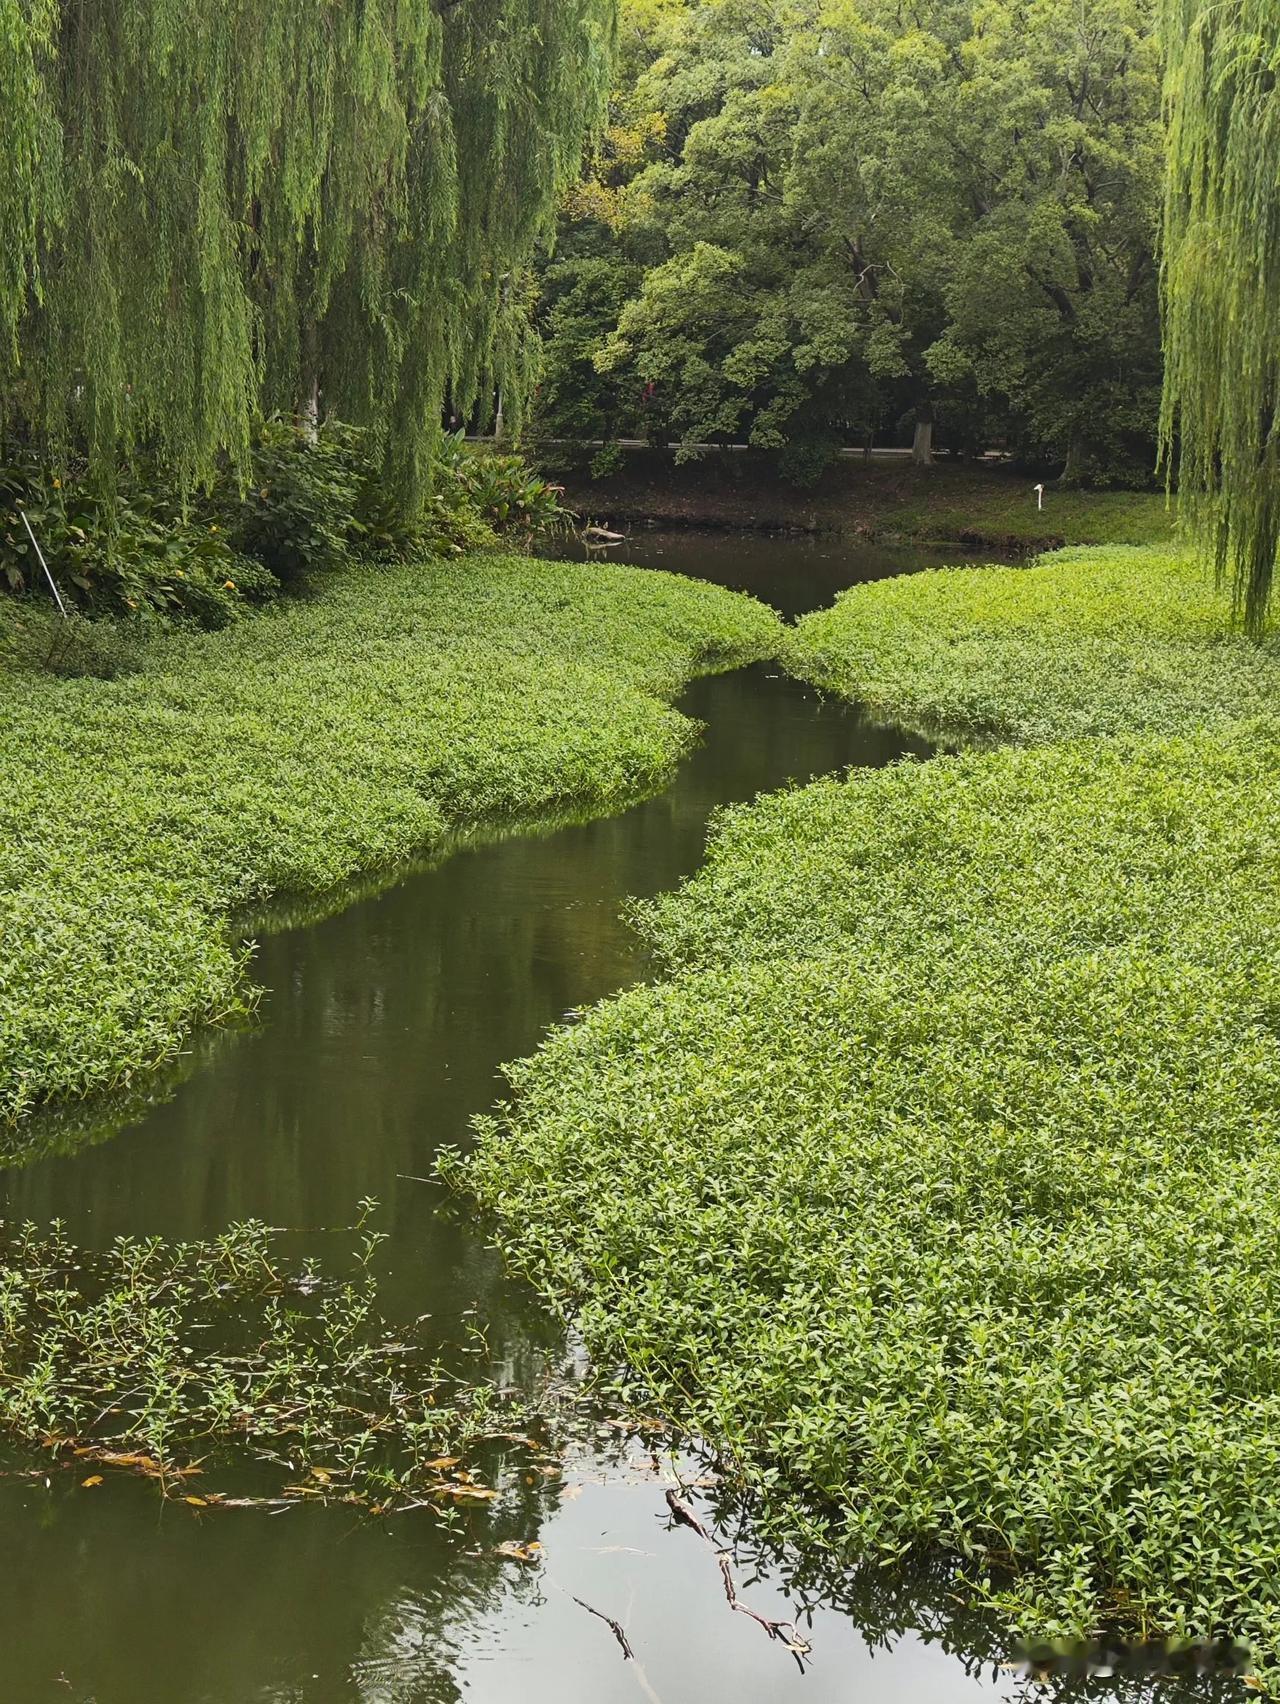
[{"x1": 912, "y1": 399, "x2": 935, "y2": 467}]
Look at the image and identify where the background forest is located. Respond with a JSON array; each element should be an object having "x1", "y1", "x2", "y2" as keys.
[{"x1": 532, "y1": 0, "x2": 1164, "y2": 485}]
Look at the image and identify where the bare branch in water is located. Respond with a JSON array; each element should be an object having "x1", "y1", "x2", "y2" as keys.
[{"x1": 571, "y1": 1594, "x2": 635, "y2": 1660}]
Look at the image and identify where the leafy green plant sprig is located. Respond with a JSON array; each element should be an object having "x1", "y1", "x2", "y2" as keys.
[{"x1": 0, "y1": 1211, "x2": 553, "y2": 1516}]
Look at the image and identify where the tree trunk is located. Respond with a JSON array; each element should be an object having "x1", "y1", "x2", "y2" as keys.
[
  {"x1": 911, "y1": 398, "x2": 934, "y2": 467},
  {"x1": 1059, "y1": 429, "x2": 1088, "y2": 486},
  {"x1": 299, "y1": 320, "x2": 320, "y2": 442},
  {"x1": 302, "y1": 373, "x2": 320, "y2": 443}
]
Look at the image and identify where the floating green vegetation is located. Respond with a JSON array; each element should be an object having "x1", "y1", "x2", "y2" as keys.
[
  {"x1": 790, "y1": 544, "x2": 1280, "y2": 744},
  {"x1": 451, "y1": 719, "x2": 1280, "y2": 1682},
  {"x1": 0, "y1": 553, "x2": 779, "y2": 1122},
  {"x1": 0, "y1": 1209, "x2": 561, "y2": 1516}
]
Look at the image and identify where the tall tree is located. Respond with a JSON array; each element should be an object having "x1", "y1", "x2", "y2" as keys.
[
  {"x1": 1160, "y1": 0, "x2": 1280, "y2": 631},
  {"x1": 0, "y1": 0, "x2": 615, "y2": 499},
  {"x1": 537, "y1": 0, "x2": 1162, "y2": 483},
  {"x1": 895, "y1": 0, "x2": 1163, "y2": 482}
]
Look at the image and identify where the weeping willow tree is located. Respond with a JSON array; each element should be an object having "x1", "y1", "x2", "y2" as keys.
[
  {"x1": 1160, "y1": 0, "x2": 1280, "y2": 632},
  {"x1": 0, "y1": 0, "x2": 616, "y2": 501}
]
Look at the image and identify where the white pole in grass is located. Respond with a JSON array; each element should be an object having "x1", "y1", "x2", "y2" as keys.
[
  {"x1": 20, "y1": 509, "x2": 70, "y2": 619},
  {"x1": 1034, "y1": 482, "x2": 1045, "y2": 511}
]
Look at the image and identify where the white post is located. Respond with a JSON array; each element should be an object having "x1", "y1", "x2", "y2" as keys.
[
  {"x1": 1033, "y1": 482, "x2": 1045, "y2": 511},
  {"x1": 21, "y1": 510, "x2": 69, "y2": 619}
]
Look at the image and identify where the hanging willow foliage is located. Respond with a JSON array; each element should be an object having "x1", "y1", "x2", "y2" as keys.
[
  {"x1": 1160, "y1": 0, "x2": 1280, "y2": 632},
  {"x1": 0, "y1": 0, "x2": 616, "y2": 500}
]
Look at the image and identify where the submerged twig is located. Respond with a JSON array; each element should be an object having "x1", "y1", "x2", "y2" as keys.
[
  {"x1": 664, "y1": 1487, "x2": 713, "y2": 1542},
  {"x1": 716, "y1": 1553, "x2": 812, "y2": 1672},
  {"x1": 664, "y1": 1487, "x2": 813, "y2": 1673},
  {"x1": 571, "y1": 1593, "x2": 635, "y2": 1660}
]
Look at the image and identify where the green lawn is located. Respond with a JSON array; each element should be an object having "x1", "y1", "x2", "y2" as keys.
[
  {"x1": 0, "y1": 554, "x2": 779, "y2": 1122},
  {"x1": 454, "y1": 538, "x2": 1280, "y2": 1682},
  {"x1": 879, "y1": 473, "x2": 1173, "y2": 547}
]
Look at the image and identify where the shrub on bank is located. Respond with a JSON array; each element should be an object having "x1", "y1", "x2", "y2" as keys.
[
  {"x1": 220, "y1": 418, "x2": 362, "y2": 587},
  {"x1": 0, "y1": 424, "x2": 571, "y2": 628},
  {"x1": 453, "y1": 719, "x2": 1280, "y2": 1677},
  {"x1": 790, "y1": 545, "x2": 1280, "y2": 743},
  {"x1": 0, "y1": 441, "x2": 269, "y2": 628},
  {"x1": 436, "y1": 431, "x2": 572, "y2": 547},
  {"x1": 0, "y1": 554, "x2": 779, "y2": 1121}
]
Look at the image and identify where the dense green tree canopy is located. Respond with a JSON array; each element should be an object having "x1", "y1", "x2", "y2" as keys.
[
  {"x1": 0, "y1": 0, "x2": 615, "y2": 497},
  {"x1": 1160, "y1": 0, "x2": 1280, "y2": 631},
  {"x1": 535, "y1": 0, "x2": 1162, "y2": 483}
]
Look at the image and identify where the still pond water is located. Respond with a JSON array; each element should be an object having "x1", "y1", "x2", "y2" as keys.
[{"x1": 0, "y1": 533, "x2": 1226, "y2": 1702}]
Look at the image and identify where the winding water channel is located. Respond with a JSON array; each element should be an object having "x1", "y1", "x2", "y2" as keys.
[{"x1": 0, "y1": 533, "x2": 1221, "y2": 1702}]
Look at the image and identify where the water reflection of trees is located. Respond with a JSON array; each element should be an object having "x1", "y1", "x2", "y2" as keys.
[{"x1": 0, "y1": 1473, "x2": 563, "y2": 1704}]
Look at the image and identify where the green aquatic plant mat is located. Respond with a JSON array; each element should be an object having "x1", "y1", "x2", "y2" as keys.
[
  {"x1": 453, "y1": 723, "x2": 1280, "y2": 1680},
  {"x1": 0, "y1": 1211, "x2": 565, "y2": 1517},
  {"x1": 790, "y1": 544, "x2": 1280, "y2": 744},
  {"x1": 0, "y1": 553, "x2": 779, "y2": 1121}
]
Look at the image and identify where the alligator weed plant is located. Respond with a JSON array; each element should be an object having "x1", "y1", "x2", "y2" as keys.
[
  {"x1": 790, "y1": 544, "x2": 1280, "y2": 745},
  {"x1": 0, "y1": 1206, "x2": 560, "y2": 1518},
  {"x1": 0, "y1": 552, "x2": 779, "y2": 1122},
  {"x1": 450, "y1": 716, "x2": 1280, "y2": 1688}
]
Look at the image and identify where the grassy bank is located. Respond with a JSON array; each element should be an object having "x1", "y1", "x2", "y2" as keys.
[
  {"x1": 0, "y1": 553, "x2": 779, "y2": 1122},
  {"x1": 454, "y1": 541, "x2": 1280, "y2": 1679},
  {"x1": 556, "y1": 450, "x2": 1173, "y2": 549},
  {"x1": 791, "y1": 544, "x2": 1280, "y2": 743}
]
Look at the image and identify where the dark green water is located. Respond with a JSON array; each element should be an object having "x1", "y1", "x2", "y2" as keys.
[
  {"x1": 0, "y1": 537, "x2": 1220, "y2": 1703},
  {"x1": 554, "y1": 526, "x2": 997, "y2": 620}
]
